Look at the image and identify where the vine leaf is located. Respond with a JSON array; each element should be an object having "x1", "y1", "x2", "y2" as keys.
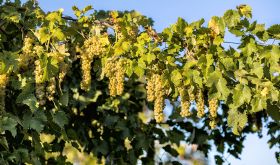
[
  {"x1": 223, "y1": 9, "x2": 240, "y2": 28},
  {"x1": 0, "y1": 116, "x2": 17, "y2": 137},
  {"x1": 232, "y1": 84, "x2": 251, "y2": 108},
  {"x1": 237, "y1": 4, "x2": 252, "y2": 19},
  {"x1": 228, "y1": 109, "x2": 248, "y2": 135}
]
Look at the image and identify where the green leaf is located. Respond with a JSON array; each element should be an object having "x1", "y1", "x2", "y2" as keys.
[
  {"x1": 216, "y1": 77, "x2": 230, "y2": 100},
  {"x1": 241, "y1": 38, "x2": 257, "y2": 56},
  {"x1": 175, "y1": 17, "x2": 187, "y2": 35},
  {"x1": 16, "y1": 83, "x2": 38, "y2": 112},
  {"x1": 0, "y1": 116, "x2": 17, "y2": 137},
  {"x1": 72, "y1": 6, "x2": 81, "y2": 17},
  {"x1": 267, "y1": 103, "x2": 280, "y2": 122},
  {"x1": 220, "y1": 57, "x2": 234, "y2": 70},
  {"x1": 251, "y1": 95, "x2": 267, "y2": 113},
  {"x1": 42, "y1": 56, "x2": 59, "y2": 81},
  {"x1": 267, "y1": 24, "x2": 280, "y2": 39},
  {"x1": 37, "y1": 27, "x2": 50, "y2": 44},
  {"x1": 237, "y1": 4, "x2": 252, "y2": 18},
  {"x1": 228, "y1": 109, "x2": 247, "y2": 135},
  {"x1": 192, "y1": 70, "x2": 203, "y2": 88},
  {"x1": 171, "y1": 69, "x2": 182, "y2": 86},
  {"x1": 22, "y1": 111, "x2": 46, "y2": 132},
  {"x1": 146, "y1": 53, "x2": 156, "y2": 64},
  {"x1": 59, "y1": 90, "x2": 69, "y2": 106},
  {"x1": 232, "y1": 84, "x2": 251, "y2": 108},
  {"x1": 133, "y1": 65, "x2": 144, "y2": 77},
  {"x1": 251, "y1": 62, "x2": 263, "y2": 79},
  {"x1": 223, "y1": 9, "x2": 240, "y2": 27},
  {"x1": 213, "y1": 35, "x2": 224, "y2": 45},
  {"x1": 53, "y1": 111, "x2": 68, "y2": 128},
  {"x1": 0, "y1": 137, "x2": 8, "y2": 150},
  {"x1": 52, "y1": 28, "x2": 65, "y2": 41}
]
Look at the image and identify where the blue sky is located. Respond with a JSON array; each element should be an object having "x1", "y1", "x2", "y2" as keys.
[{"x1": 29, "y1": 0, "x2": 279, "y2": 164}]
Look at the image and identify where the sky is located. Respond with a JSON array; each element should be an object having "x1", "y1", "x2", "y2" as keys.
[{"x1": 24, "y1": 0, "x2": 279, "y2": 164}]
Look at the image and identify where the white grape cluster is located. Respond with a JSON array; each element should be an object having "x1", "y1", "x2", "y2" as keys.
[
  {"x1": 47, "y1": 77, "x2": 56, "y2": 101},
  {"x1": 80, "y1": 35, "x2": 109, "y2": 91},
  {"x1": 0, "y1": 74, "x2": 8, "y2": 112},
  {"x1": 187, "y1": 87, "x2": 195, "y2": 102},
  {"x1": 103, "y1": 58, "x2": 126, "y2": 96},
  {"x1": 146, "y1": 74, "x2": 156, "y2": 102},
  {"x1": 196, "y1": 89, "x2": 205, "y2": 118},
  {"x1": 59, "y1": 62, "x2": 68, "y2": 85},
  {"x1": 19, "y1": 37, "x2": 35, "y2": 68},
  {"x1": 34, "y1": 58, "x2": 46, "y2": 105},
  {"x1": 209, "y1": 98, "x2": 219, "y2": 129},
  {"x1": 178, "y1": 87, "x2": 191, "y2": 117},
  {"x1": 154, "y1": 74, "x2": 165, "y2": 123},
  {"x1": 146, "y1": 74, "x2": 165, "y2": 123}
]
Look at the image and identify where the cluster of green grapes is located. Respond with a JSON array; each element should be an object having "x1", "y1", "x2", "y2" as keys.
[
  {"x1": 34, "y1": 56, "x2": 46, "y2": 105},
  {"x1": 178, "y1": 87, "x2": 191, "y2": 117},
  {"x1": 58, "y1": 62, "x2": 68, "y2": 86},
  {"x1": 19, "y1": 37, "x2": 35, "y2": 68},
  {"x1": 80, "y1": 35, "x2": 109, "y2": 91},
  {"x1": 208, "y1": 99, "x2": 219, "y2": 129},
  {"x1": 187, "y1": 87, "x2": 195, "y2": 102},
  {"x1": 177, "y1": 86, "x2": 218, "y2": 129},
  {"x1": 46, "y1": 77, "x2": 56, "y2": 101},
  {"x1": 154, "y1": 74, "x2": 165, "y2": 122},
  {"x1": 103, "y1": 58, "x2": 126, "y2": 96},
  {"x1": 146, "y1": 74, "x2": 156, "y2": 102},
  {"x1": 196, "y1": 89, "x2": 205, "y2": 118},
  {"x1": 146, "y1": 74, "x2": 165, "y2": 123},
  {"x1": 0, "y1": 74, "x2": 8, "y2": 112}
]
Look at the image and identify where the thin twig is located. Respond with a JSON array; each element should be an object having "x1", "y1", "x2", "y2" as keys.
[{"x1": 223, "y1": 41, "x2": 240, "y2": 45}]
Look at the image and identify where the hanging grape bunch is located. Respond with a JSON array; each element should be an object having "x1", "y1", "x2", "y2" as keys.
[
  {"x1": 80, "y1": 34, "x2": 109, "y2": 91},
  {"x1": 178, "y1": 87, "x2": 191, "y2": 117},
  {"x1": 209, "y1": 98, "x2": 219, "y2": 129},
  {"x1": 33, "y1": 45, "x2": 46, "y2": 106},
  {"x1": 103, "y1": 58, "x2": 127, "y2": 96},
  {"x1": 196, "y1": 89, "x2": 205, "y2": 118}
]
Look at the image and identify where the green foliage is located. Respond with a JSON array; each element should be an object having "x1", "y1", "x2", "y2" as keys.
[{"x1": 0, "y1": 1, "x2": 279, "y2": 164}]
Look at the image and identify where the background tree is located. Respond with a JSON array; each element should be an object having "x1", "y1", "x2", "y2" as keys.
[{"x1": 0, "y1": 0, "x2": 279, "y2": 164}]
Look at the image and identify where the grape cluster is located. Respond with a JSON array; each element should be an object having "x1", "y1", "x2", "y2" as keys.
[
  {"x1": 47, "y1": 77, "x2": 56, "y2": 101},
  {"x1": 58, "y1": 62, "x2": 68, "y2": 85},
  {"x1": 80, "y1": 35, "x2": 109, "y2": 91},
  {"x1": 33, "y1": 45, "x2": 44, "y2": 57},
  {"x1": 104, "y1": 58, "x2": 126, "y2": 96},
  {"x1": 47, "y1": 51, "x2": 64, "y2": 62},
  {"x1": 178, "y1": 87, "x2": 191, "y2": 117},
  {"x1": 209, "y1": 99, "x2": 218, "y2": 118},
  {"x1": 19, "y1": 37, "x2": 35, "y2": 68},
  {"x1": 80, "y1": 54, "x2": 92, "y2": 91},
  {"x1": 34, "y1": 59, "x2": 46, "y2": 105},
  {"x1": 146, "y1": 74, "x2": 156, "y2": 102},
  {"x1": 209, "y1": 99, "x2": 219, "y2": 129},
  {"x1": 153, "y1": 74, "x2": 165, "y2": 123},
  {"x1": 196, "y1": 89, "x2": 205, "y2": 118},
  {"x1": 0, "y1": 74, "x2": 8, "y2": 112},
  {"x1": 187, "y1": 87, "x2": 195, "y2": 102}
]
